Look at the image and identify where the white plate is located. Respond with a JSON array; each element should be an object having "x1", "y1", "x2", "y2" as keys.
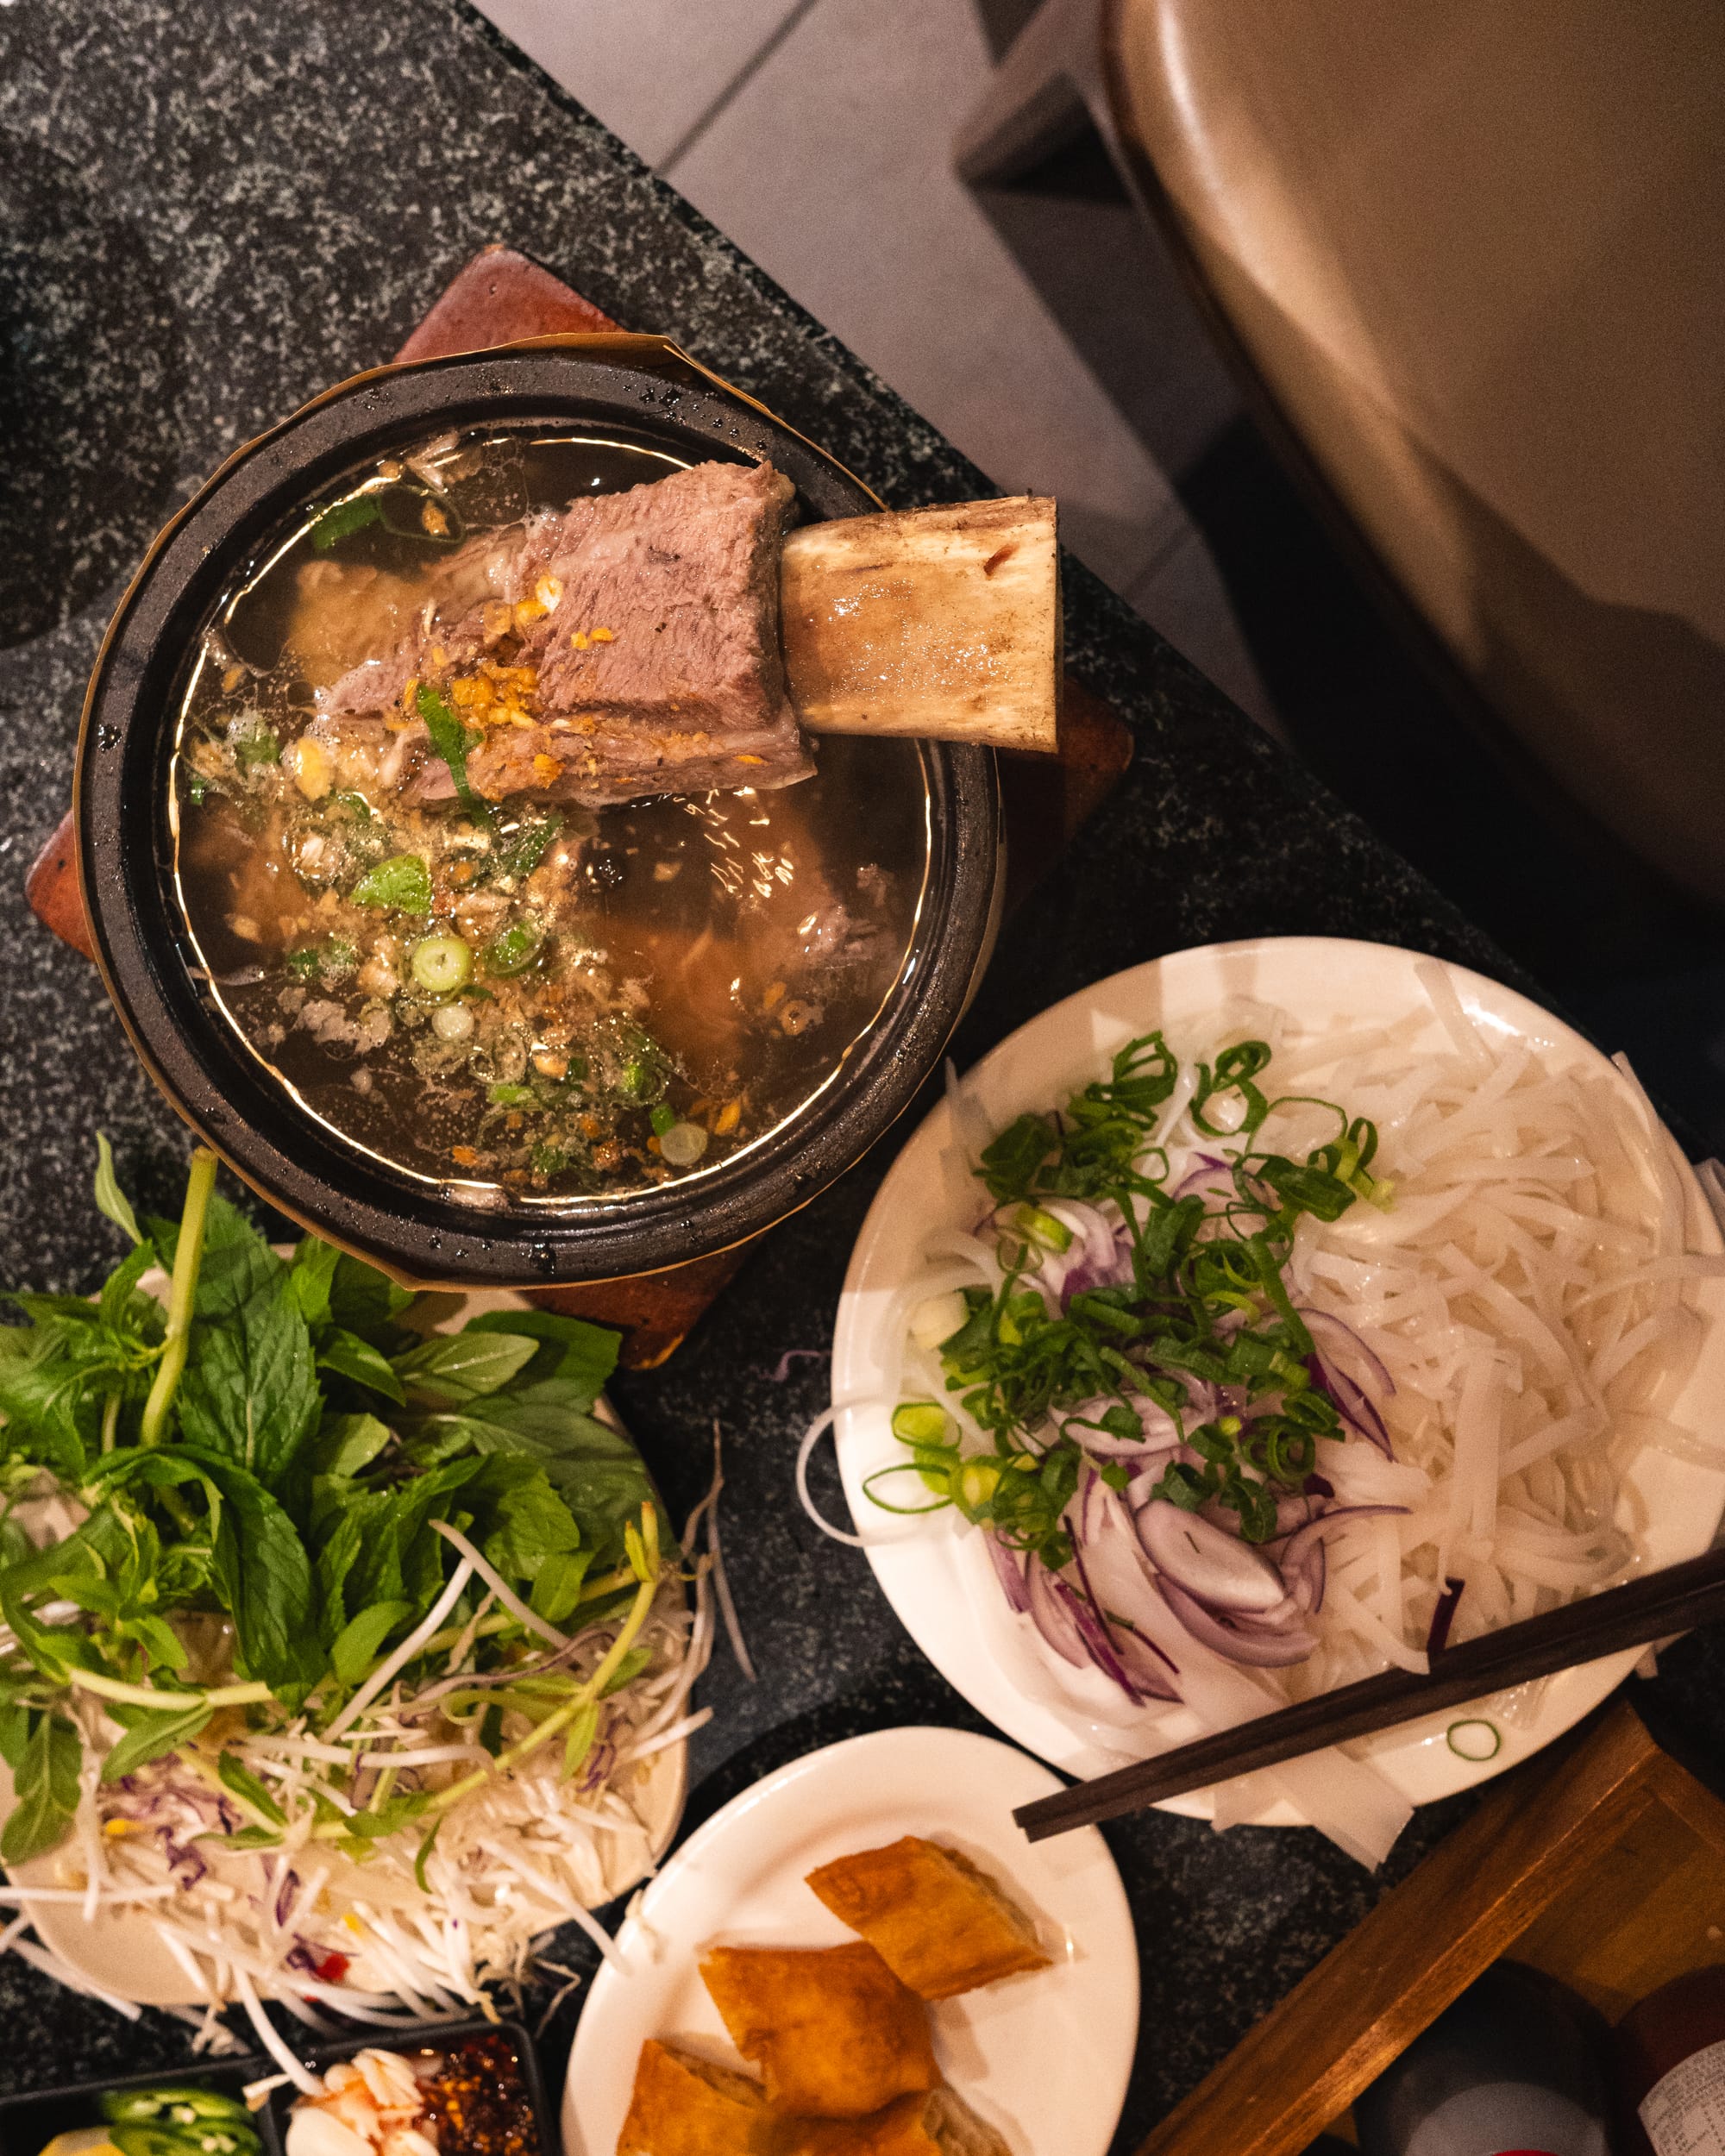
[
  {"x1": 561, "y1": 1726, "x2": 1138, "y2": 2156},
  {"x1": 831, "y1": 937, "x2": 1725, "y2": 1821},
  {"x1": 3, "y1": 1280, "x2": 687, "y2": 2006}
]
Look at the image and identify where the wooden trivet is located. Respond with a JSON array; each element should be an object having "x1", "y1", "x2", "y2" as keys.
[{"x1": 26, "y1": 245, "x2": 1132, "y2": 1363}]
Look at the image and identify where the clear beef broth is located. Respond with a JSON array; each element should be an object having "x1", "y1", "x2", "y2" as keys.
[{"x1": 172, "y1": 428, "x2": 927, "y2": 1199}]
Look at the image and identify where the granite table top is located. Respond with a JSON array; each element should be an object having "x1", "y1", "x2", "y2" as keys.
[{"x1": 3, "y1": 2, "x2": 1722, "y2": 2147}]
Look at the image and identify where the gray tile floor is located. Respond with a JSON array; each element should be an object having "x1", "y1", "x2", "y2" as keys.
[{"x1": 474, "y1": 0, "x2": 1278, "y2": 731}]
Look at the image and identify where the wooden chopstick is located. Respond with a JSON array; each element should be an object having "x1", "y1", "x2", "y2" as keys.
[{"x1": 1013, "y1": 1540, "x2": 1725, "y2": 1841}]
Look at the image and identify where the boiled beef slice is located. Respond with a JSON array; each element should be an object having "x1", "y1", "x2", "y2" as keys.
[{"x1": 313, "y1": 459, "x2": 812, "y2": 805}]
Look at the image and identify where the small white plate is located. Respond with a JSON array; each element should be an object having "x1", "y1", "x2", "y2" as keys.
[
  {"x1": 561, "y1": 1726, "x2": 1138, "y2": 2156},
  {"x1": 3, "y1": 1278, "x2": 687, "y2": 2007},
  {"x1": 831, "y1": 937, "x2": 1725, "y2": 1821}
]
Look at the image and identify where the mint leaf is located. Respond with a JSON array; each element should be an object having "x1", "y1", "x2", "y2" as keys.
[
  {"x1": 318, "y1": 1328, "x2": 406, "y2": 1405},
  {"x1": 188, "y1": 1451, "x2": 323, "y2": 1705},
  {"x1": 352, "y1": 853, "x2": 431, "y2": 914},
  {"x1": 326, "y1": 1253, "x2": 415, "y2": 1343},
  {"x1": 393, "y1": 1330, "x2": 537, "y2": 1409},
  {"x1": 2, "y1": 1713, "x2": 81, "y2": 1864},
  {"x1": 98, "y1": 1238, "x2": 166, "y2": 1343},
  {"x1": 179, "y1": 1274, "x2": 320, "y2": 1487},
  {"x1": 287, "y1": 1237, "x2": 341, "y2": 1326},
  {"x1": 93, "y1": 1135, "x2": 142, "y2": 1245}
]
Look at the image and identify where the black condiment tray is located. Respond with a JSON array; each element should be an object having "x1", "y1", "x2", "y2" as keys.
[
  {"x1": 260, "y1": 2020, "x2": 554, "y2": 2156},
  {"x1": 0, "y1": 2020, "x2": 552, "y2": 2156},
  {"x1": 0, "y1": 2056, "x2": 279, "y2": 2156}
]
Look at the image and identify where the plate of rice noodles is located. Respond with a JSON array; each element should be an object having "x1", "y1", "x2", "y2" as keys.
[
  {"x1": 0, "y1": 1167, "x2": 733, "y2": 2069},
  {"x1": 820, "y1": 937, "x2": 1725, "y2": 1868}
]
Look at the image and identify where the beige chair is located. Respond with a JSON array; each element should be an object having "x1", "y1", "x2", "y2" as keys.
[{"x1": 959, "y1": 0, "x2": 1725, "y2": 906}]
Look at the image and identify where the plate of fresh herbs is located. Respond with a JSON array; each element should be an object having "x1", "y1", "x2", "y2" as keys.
[{"x1": 0, "y1": 1144, "x2": 718, "y2": 2055}]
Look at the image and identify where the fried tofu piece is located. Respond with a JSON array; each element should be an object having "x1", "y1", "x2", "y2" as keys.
[
  {"x1": 803, "y1": 1839, "x2": 1051, "y2": 2001},
  {"x1": 778, "y1": 2090, "x2": 1013, "y2": 2156},
  {"x1": 616, "y1": 2040, "x2": 780, "y2": 2155},
  {"x1": 699, "y1": 1942, "x2": 938, "y2": 2119}
]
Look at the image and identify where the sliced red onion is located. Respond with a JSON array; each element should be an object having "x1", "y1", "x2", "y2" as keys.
[
  {"x1": 1276, "y1": 1504, "x2": 1408, "y2": 1594},
  {"x1": 1171, "y1": 1151, "x2": 1232, "y2": 1201},
  {"x1": 1156, "y1": 1576, "x2": 1317, "y2": 1666},
  {"x1": 1134, "y1": 1501, "x2": 1289, "y2": 1615},
  {"x1": 1044, "y1": 1200, "x2": 1125, "y2": 1276},
  {"x1": 986, "y1": 1531, "x2": 1031, "y2": 1614},
  {"x1": 1290, "y1": 1538, "x2": 1327, "y2": 1615},
  {"x1": 1107, "y1": 1613, "x2": 1183, "y2": 1702},
  {"x1": 1305, "y1": 1472, "x2": 1335, "y2": 1499},
  {"x1": 1308, "y1": 1351, "x2": 1394, "y2": 1456},
  {"x1": 1300, "y1": 1307, "x2": 1396, "y2": 1396},
  {"x1": 1427, "y1": 1576, "x2": 1467, "y2": 1654},
  {"x1": 1125, "y1": 1452, "x2": 1181, "y2": 1507},
  {"x1": 1064, "y1": 1557, "x2": 1145, "y2": 1701},
  {"x1": 1026, "y1": 1558, "x2": 1087, "y2": 1668},
  {"x1": 1068, "y1": 1489, "x2": 1188, "y2": 1701},
  {"x1": 1062, "y1": 1556, "x2": 1182, "y2": 1704},
  {"x1": 1071, "y1": 1463, "x2": 1107, "y2": 1546}
]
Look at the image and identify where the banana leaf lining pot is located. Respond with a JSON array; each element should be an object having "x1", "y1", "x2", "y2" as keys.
[{"x1": 77, "y1": 338, "x2": 1003, "y2": 1289}]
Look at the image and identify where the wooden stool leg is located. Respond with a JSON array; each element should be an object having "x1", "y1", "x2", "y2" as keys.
[{"x1": 953, "y1": 0, "x2": 1105, "y2": 186}]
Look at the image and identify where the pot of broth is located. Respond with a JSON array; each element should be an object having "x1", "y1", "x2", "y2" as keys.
[{"x1": 76, "y1": 339, "x2": 1002, "y2": 1286}]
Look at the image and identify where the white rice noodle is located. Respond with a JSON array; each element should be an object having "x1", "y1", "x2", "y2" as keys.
[
  {"x1": 1414, "y1": 960, "x2": 1496, "y2": 1076},
  {"x1": 919, "y1": 982, "x2": 1722, "y2": 1866}
]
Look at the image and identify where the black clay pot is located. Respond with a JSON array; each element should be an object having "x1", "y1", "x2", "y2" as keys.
[{"x1": 78, "y1": 339, "x2": 1001, "y2": 1288}]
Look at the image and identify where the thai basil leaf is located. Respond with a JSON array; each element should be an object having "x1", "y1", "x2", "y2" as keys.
[
  {"x1": 392, "y1": 1329, "x2": 537, "y2": 1409},
  {"x1": 329, "y1": 1599, "x2": 412, "y2": 1684},
  {"x1": 326, "y1": 1253, "x2": 416, "y2": 1344},
  {"x1": 98, "y1": 1239, "x2": 166, "y2": 1343},
  {"x1": 403, "y1": 1384, "x2": 654, "y2": 1571},
  {"x1": 101, "y1": 1699, "x2": 213, "y2": 1783},
  {"x1": 306, "y1": 1412, "x2": 394, "y2": 1482},
  {"x1": 216, "y1": 1749, "x2": 287, "y2": 1827},
  {"x1": 317, "y1": 1328, "x2": 406, "y2": 1404},
  {"x1": 93, "y1": 1134, "x2": 143, "y2": 1245},
  {"x1": 530, "y1": 1548, "x2": 593, "y2": 1625},
  {"x1": 461, "y1": 1309, "x2": 618, "y2": 1402}
]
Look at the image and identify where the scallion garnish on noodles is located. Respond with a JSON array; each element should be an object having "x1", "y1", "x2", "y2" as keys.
[{"x1": 873, "y1": 1031, "x2": 1387, "y2": 1556}]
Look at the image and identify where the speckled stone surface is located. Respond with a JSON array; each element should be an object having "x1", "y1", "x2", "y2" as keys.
[{"x1": 2, "y1": 2, "x2": 1721, "y2": 2148}]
